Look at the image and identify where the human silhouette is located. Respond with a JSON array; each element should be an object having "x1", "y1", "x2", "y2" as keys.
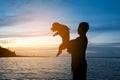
[
  {"x1": 67, "y1": 22, "x2": 89, "y2": 80},
  {"x1": 51, "y1": 22, "x2": 89, "y2": 80},
  {"x1": 51, "y1": 22, "x2": 70, "y2": 57}
]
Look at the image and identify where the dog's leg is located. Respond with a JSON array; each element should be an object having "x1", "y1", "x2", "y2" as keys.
[{"x1": 56, "y1": 43, "x2": 66, "y2": 57}]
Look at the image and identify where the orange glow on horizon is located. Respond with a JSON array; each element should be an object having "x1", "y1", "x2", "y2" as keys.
[
  {"x1": 0, "y1": 36, "x2": 62, "y2": 56},
  {"x1": 1, "y1": 36, "x2": 61, "y2": 47}
]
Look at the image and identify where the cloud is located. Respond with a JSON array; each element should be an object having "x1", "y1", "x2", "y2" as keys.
[
  {"x1": 90, "y1": 23, "x2": 120, "y2": 33},
  {"x1": 0, "y1": 14, "x2": 38, "y2": 27},
  {"x1": 0, "y1": 16, "x2": 17, "y2": 27},
  {"x1": 0, "y1": 31, "x2": 52, "y2": 38},
  {"x1": 87, "y1": 42, "x2": 120, "y2": 57},
  {"x1": 0, "y1": 40, "x2": 12, "y2": 44},
  {"x1": 7, "y1": 0, "x2": 32, "y2": 8},
  {"x1": 0, "y1": 0, "x2": 40, "y2": 27}
]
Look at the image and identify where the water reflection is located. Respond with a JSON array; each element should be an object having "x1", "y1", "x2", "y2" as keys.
[
  {"x1": 0, "y1": 57, "x2": 71, "y2": 79},
  {"x1": 0, "y1": 57, "x2": 120, "y2": 80}
]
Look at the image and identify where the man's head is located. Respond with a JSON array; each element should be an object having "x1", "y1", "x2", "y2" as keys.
[{"x1": 78, "y1": 22, "x2": 89, "y2": 35}]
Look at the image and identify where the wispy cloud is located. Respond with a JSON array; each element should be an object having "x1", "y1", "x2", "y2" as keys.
[
  {"x1": 0, "y1": 16, "x2": 17, "y2": 27},
  {"x1": 0, "y1": 31, "x2": 52, "y2": 38},
  {"x1": 0, "y1": 40, "x2": 12, "y2": 44},
  {"x1": 0, "y1": 14, "x2": 38, "y2": 27},
  {"x1": 7, "y1": 0, "x2": 32, "y2": 8}
]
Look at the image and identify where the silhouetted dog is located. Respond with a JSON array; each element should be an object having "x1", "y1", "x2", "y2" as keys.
[{"x1": 51, "y1": 22, "x2": 70, "y2": 57}]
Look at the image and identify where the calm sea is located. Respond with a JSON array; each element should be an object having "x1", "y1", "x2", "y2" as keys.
[{"x1": 0, "y1": 56, "x2": 120, "y2": 80}]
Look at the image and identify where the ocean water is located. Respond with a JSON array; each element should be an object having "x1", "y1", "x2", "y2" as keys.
[{"x1": 0, "y1": 56, "x2": 120, "y2": 80}]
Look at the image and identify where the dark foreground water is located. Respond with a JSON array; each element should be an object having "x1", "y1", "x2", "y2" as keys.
[{"x1": 0, "y1": 56, "x2": 120, "y2": 80}]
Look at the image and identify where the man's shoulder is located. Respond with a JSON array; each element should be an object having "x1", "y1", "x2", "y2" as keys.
[
  {"x1": 70, "y1": 37, "x2": 80, "y2": 41},
  {"x1": 69, "y1": 37, "x2": 80, "y2": 45},
  {"x1": 69, "y1": 39, "x2": 76, "y2": 43},
  {"x1": 67, "y1": 37, "x2": 80, "y2": 53}
]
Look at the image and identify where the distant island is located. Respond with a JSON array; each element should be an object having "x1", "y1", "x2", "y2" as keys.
[
  {"x1": 0, "y1": 46, "x2": 16, "y2": 57},
  {"x1": 0, "y1": 46, "x2": 49, "y2": 57}
]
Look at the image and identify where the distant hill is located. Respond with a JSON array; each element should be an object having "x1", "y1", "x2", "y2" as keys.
[
  {"x1": 0, "y1": 46, "x2": 49, "y2": 57},
  {"x1": 0, "y1": 46, "x2": 16, "y2": 57}
]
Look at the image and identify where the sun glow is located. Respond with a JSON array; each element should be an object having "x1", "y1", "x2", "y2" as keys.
[
  {"x1": 0, "y1": 36, "x2": 61, "y2": 56},
  {"x1": 1, "y1": 36, "x2": 61, "y2": 47},
  {"x1": 0, "y1": 19, "x2": 62, "y2": 56},
  {"x1": 0, "y1": 4, "x2": 68, "y2": 56}
]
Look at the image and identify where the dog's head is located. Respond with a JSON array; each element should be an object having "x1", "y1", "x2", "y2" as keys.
[
  {"x1": 51, "y1": 22, "x2": 69, "y2": 36},
  {"x1": 51, "y1": 22, "x2": 61, "y2": 32}
]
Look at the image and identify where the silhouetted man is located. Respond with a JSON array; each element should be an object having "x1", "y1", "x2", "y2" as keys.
[{"x1": 67, "y1": 22, "x2": 89, "y2": 80}]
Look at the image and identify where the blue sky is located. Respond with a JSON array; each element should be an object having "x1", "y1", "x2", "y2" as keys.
[{"x1": 0, "y1": 0, "x2": 120, "y2": 56}]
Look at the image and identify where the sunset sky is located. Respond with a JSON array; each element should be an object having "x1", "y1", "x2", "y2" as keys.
[{"x1": 0, "y1": 0, "x2": 120, "y2": 56}]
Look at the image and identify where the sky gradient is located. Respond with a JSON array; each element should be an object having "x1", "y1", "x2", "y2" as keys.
[{"x1": 0, "y1": 0, "x2": 120, "y2": 56}]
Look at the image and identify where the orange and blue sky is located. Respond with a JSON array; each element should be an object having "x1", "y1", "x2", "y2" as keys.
[{"x1": 0, "y1": 0, "x2": 120, "y2": 56}]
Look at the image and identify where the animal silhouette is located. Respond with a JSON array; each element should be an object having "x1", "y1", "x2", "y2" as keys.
[{"x1": 51, "y1": 22, "x2": 70, "y2": 57}]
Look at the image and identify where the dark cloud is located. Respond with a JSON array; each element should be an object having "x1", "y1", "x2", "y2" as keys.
[
  {"x1": 102, "y1": 43, "x2": 120, "y2": 47},
  {"x1": 90, "y1": 22, "x2": 120, "y2": 32},
  {"x1": 0, "y1": 14, "x2": 36, "y2": 27},
  {"x1": 7, "y1": 0, "x2": 32, "y2": 8},
  {"x1": 90, "y1": 27, "x2": 120, "y2": 32},
  {"x1": 87, "y1": 43, "x2": 120, "y2": 57},
  {"x1": 0, "y1": 16, "x2": 17, "y2": 27}
]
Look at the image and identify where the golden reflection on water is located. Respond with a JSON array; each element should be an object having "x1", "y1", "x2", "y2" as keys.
[{"x1": 0, "y1": 57, "x2": 71, "y2": 79}]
